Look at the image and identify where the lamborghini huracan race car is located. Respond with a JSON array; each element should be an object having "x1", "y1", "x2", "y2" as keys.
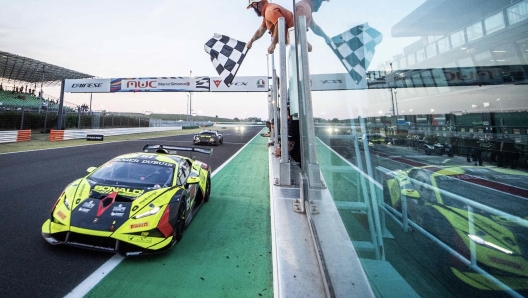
[
  {"x1": 41, "y1": 145, "x2": 212, "y2": 256},
  {"x1": 383, "y1": 165, "x2": 528, "y2": 292},
  {"x1": 193, "y1": 130, "x2": 223, "y2": 145}
]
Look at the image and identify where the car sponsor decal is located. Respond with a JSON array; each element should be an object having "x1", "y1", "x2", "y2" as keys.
[
  {"x1": 83, "y1": 200, "x2": 95, "y2": 208},
  {"x1": 128, "y1": 236, "x2": 152, "y2": 243},
  {"x1": 78, "y1": 207, "x2": 91, "y2": 213},
  {"x1": 140, "y1": 160, "x2": 173, "y2": 167},
  {"x1": 111, "y1": 157, "x2": 174, "y2": 167},
  {"x1": 130, "y1": 222, "x2": 149, "y2": 229},
  {"x1": 93, "y1": 185, "x2": 144, "y2": 197},
  {"x1": 136, "y1": 191, "x2": 158, "y2": 205},
  {"x1": 112, "y1": 204, "x2": 126, "y2": 212},
  {"x1": 110, "y1": 212, "x2": 124, "y2": 217},
  {"x1": 57, "y1": 211, "x2": 67, "y2": 220}
]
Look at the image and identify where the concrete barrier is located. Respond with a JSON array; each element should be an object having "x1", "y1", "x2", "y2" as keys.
[{"x1": 49, "y1": 127, "x2": 182, "y2": 142}]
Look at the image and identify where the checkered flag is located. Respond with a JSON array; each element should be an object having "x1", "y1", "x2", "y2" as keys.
[
  {"x1": 204, "y1": 33, "x2": 249, "y2": 87},
  {"x1": 328, "y1": 23, "x2": 382, "y2": 84}
]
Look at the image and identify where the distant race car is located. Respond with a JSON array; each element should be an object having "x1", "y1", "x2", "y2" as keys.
[
  {"x1": 193, "y1": 130, "x2": 223, "y2": 145},
  {"x1": 41, "y1": 144, "x2": 212, "y2": 256},
  {"x1": 383, "y1": 165, "x2": 528, "y2": 292},
  {"x1": 358, "y1": 133, "x2": 390, "y2": 146}
]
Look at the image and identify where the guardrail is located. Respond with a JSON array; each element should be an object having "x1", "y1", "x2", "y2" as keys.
[
  {"x1": 0, "y1": 130, "x2": 31, "y2": 143},
  {"x1": 49, "y1": 127, "x2": 182, "y2": 142}
]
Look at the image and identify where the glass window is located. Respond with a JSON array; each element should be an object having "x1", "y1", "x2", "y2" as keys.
[
  {"x1": 474, "y1": 50, "x2": 493, "y2": 65},
  {"x1": 427, "y1": 35, "x2": 443, "y2": 44},
  {"x1": 437, "y1": 37, "x2": 450, "y2": 53},
  {"x1": 299, "y1": 1, "x2": 528, "y2": 297},
  {"x1": 450, "y1": 30, "x2": 465, "y2": 48},
  {"x1": 426, "y1": 43, "x2": 437, "y2": 58},
  {"x1": 467, "y1": 21, "x2": 483, "y2": 41},
  {"x1": 407, "y1": 53, "x2": 416, "y2": 66},
  {"x1": 416, "y1": 49, "x2": 425, "y2": 62},
  {"x1": 399, "y1": 56, "x2": 407, "y2": 69},
  {"x1": 507, "y1": 0, "x2": 528, "y2": 25},
  {"x1": 485, "y1": 12, "x2": 505, "y2": 34}
]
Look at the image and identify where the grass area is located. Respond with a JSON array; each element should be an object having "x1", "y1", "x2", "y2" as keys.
[{"x1": 0, "y1": 128, "x2": 204, "y2": 154}]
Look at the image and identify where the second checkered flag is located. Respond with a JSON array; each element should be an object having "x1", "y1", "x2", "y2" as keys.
[
  {"x1": 328, "y1": 23, "x2": 382, "y2": 86},
  {"x1": 204, "y1": 33, "x2": 249, "y2": 87}
]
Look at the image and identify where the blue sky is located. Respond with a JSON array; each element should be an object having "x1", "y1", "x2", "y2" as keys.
[{"x1": 0, "y1": 0, "x2": 426, "y2": 119}]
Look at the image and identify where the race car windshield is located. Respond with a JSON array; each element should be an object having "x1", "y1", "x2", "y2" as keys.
[
  {"x1": 89, "y1": 161, "x2": 175, "y2": 187},
  {"x1": 200, "y1": 132, "x2": 216, "y2": 136}
]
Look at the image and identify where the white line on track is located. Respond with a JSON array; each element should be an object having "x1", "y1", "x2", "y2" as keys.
[{"x1": 63, "y1": 130, "x2": 262, "y2": 298}]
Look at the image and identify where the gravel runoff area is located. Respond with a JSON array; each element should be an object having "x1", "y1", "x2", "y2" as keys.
[{"x1": 0, "y1": 128, "x2": 204, "y2": 154}]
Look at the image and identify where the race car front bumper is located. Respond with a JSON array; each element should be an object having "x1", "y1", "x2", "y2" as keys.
[{"x1": 42, "y1": 219, "x2": 174, "y2": 256}]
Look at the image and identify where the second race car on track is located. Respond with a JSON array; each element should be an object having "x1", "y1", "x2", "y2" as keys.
[
  {"x1": 193, "y1": 130, "x2": 223, "y2": 145},
  {"x1": 41, "y1": 145, "x2": 212, "y2": 256}
]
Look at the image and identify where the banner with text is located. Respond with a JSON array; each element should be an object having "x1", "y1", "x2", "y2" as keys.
[
  {"x1": 64, "y1": 79, "x2": 111, "y2": 93},
  {"x1": 110, "y1": 77, "x2": 210, "y2": 92},
  {"x1": 209, "y1": 76, "x2": 268, "y2": 92},
  {"x1": 310, "y1": 73, "x2": 363, "y2": 91}
]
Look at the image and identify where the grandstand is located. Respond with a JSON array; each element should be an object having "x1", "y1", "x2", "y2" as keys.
[
  {"x1": 0, "y1": 50, "x2": 94, "y2": 116},
  {"x1": 0, "y1": 88, "x2": 76, "y2": 112}
]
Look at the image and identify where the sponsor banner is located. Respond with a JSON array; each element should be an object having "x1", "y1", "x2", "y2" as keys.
[
  {"x1": 86, "y1": 134, "x2": 104, "y2": 141},
  {"x1": 209, "y1": 76, "x2": 268, "y2": 92},
  {"x1": 310, "y1": 73, "x2": 366, "y2": 91},
  {"x1": 110, "y1": 77, "x2": 209, "y2": 92},
  {"x1": 64, "y1": 79, "x2": 111, "y2": 93},
  {"x1": 385, "y1": 66, "x2": 509, "y2": 88}
]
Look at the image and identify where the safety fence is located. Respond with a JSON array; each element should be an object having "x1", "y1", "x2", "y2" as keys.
[
  {"x1": 49, "y1": 127, "x2": 182, "y2": 142},
  {"x1": 0, "y1": 130, "x2": 31, "y2": 144}
]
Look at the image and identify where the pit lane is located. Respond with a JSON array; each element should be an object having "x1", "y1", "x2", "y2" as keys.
[{"x1": 0, "y1": 126, "x2": 262, "y2": 298}]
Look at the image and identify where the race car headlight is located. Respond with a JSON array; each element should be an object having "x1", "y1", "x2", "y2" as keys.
[
  {"x1": 63, "y1": 197, "x2": 71, "y2": 211},
  {"x1": 133, "y1": 206, "x2": 161, "y2": 219}
]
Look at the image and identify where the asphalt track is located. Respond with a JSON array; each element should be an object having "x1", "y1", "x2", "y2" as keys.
[{"x1": 0, "y1": 126, "x2": 269, "y2": 298}]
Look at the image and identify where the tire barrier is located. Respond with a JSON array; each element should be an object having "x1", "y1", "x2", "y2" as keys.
[{"x1": 0, "y1": 130, "x2": 31, "y2": 143}]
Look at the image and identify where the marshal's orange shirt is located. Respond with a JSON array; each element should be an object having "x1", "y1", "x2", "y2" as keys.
[{"x1": 260, "y1": 2, "x2": 294, "y2": 36}]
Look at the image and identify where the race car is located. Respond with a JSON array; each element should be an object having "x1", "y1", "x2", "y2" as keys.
[
  {"x1": 382, "y1": 165, "x2": 528, "y2": 293},
  {"x1": 41, "y1": 144, "x2": 212, "y2": 256},
  {"x1": 193, "y1": 130, "x2": 223, "y2": 145}
]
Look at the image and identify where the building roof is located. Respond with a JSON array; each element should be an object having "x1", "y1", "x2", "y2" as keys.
[
  {"x1": 391, "y1": 0, "x2": 514, "y2": 37},
  {"x1": 0, "y1": 50, "x2": 94, "y2": 87}
]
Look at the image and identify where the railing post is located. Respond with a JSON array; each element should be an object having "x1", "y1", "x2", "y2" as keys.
[
  {"x1": 295, "y1": 15, "x2": 321, "y2": 188},
  {"x1": 278, "y1": 17, "x2": 291, "y2": 185}
]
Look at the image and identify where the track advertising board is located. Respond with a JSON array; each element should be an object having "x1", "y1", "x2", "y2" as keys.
[
  {"x1": 310, "y1": 73, "x2": 366, "y2": 91},
  {"x1": 110, "y1": 77, "x2": 209, "y2": 92},
  {"x1": 64, "y1": 79, "x2": 111, "y2": 93},
  {"x1": 209, "y1": 76, "x2": 268, "y2": 92}
]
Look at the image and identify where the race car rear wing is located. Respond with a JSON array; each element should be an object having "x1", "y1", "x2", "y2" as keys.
[{"x1": 143, "y1": 144, "x2": 213, "y2": 156}]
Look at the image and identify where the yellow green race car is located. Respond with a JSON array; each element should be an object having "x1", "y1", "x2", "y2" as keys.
[
  {"x1": 42, "y1": 144, "x2": 212, "y2": 256},
  {"x1": 383, "y1": 165, "x2": 528, "y2": 293}
]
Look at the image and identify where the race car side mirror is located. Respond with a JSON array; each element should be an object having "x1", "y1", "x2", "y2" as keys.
[
  {"x1": 187, "y1": 177, "x2": 200, "y2": 184},
  {"x1": 87, "y1": 167, "x2": 97, "y2": 173}
]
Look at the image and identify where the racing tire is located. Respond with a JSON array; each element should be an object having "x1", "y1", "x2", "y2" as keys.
[
  {"x1": 204, "y1": 175, "x2": 211, "y2": 202},
  {"x1": 174, "y1": 201, "x2": 186, "y2": 242}
]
